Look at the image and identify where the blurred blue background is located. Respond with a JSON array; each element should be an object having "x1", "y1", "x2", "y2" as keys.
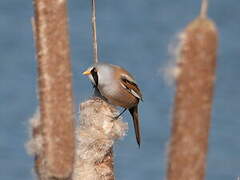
[{"x1": 0, "y1": 0, "x2": 239, "y2": 179}]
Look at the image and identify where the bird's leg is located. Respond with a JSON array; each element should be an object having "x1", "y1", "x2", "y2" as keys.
[{"x1": 114, "y1": 108, "x2": 127, "y2": 120}]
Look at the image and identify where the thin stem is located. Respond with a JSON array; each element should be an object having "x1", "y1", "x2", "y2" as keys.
[
  {"x1": 200, "y1": 0, "x2": 208, "y2": 18},
  {"x1": 91, "y1": 0, "x2": 99, "y2": 63}
]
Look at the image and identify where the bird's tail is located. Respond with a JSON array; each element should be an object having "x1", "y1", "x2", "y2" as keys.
[{"x1": 129, "y1": 106, "x2": 141, "y2": 148}]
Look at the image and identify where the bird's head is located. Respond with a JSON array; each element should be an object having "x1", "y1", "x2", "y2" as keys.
[
  {"x1": 83, "y1": 62, "x2": 114, "y2": 87},
  {"x1": 82, "y1": 65, "x2": 99, "y2": 86}
]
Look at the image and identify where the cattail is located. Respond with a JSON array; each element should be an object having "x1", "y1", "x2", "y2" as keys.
[
  {"x1": 72, "y1": 0, "x2": 128, "y2": 178},
  {"x1": 29, "y1": 0, "x2": 75, "y2": 179},
  {"x1": 72, "y1": 98, "x2": 127, "y2": 180},
  {"x1": 167, "y1": 1, "x2": 218, "y2": 180}
]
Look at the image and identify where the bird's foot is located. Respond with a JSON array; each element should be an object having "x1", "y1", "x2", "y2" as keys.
[{"x1": 112, "y1": 114, "x2": 121, "y2": 121}]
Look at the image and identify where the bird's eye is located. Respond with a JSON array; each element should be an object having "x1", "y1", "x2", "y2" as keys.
[{"x1": 90, "y1": 67, "x2": 96, "y2": 73}]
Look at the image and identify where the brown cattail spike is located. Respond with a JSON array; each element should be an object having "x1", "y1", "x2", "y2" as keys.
[
  {"x1": 73, "y1": 98, "x2": 127, "y2": 180},
  {"x1": 167, "y1": 14, "x2": 218, "y2": 180},
  {"x1": 32, "y1": 0, "x2": 75, "y2": 179}
]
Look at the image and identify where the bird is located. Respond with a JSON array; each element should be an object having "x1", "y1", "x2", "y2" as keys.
[{"x1": 83, "y1": 62, "x2": 143, "y2": 147}]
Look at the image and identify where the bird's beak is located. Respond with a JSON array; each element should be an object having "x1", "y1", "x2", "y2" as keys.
[{"x1": 82, "y1": 70, "x2": 91, "y2": 75}]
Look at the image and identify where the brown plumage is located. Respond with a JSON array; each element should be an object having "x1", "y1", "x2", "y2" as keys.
[{"x1": 83, "y1": 62, "x2": 143, "y2": 147}]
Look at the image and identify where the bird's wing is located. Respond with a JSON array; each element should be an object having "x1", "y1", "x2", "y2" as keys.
[{"x1": 120, "y1": 75, "x2": 143, "y2": 100}]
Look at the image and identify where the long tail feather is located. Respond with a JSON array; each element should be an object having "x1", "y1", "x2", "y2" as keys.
[{"x1": 129, "y1": 106, "x2": 141, "y2": 148}]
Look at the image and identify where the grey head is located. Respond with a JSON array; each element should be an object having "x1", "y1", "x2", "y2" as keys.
[{"x1": 83, "y1": 62, "x2": 116, "y2": 87}]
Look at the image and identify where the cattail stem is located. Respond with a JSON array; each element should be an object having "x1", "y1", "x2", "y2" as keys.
[
  {"x1": 72, "y1": 98, "x2": 127, "y2": 180},
  {"x1": 200, "y1": 0, "x2": 208, "y2": 18},
  {"x1": 32, "y1": 0, "x2": 75, "y2": 179},
  {"x1": 167, "y1": 4, "x2": 218, "y2": 180},
  {"x1": 91, "y1": 0, "x2": 99, "y2": 63}
]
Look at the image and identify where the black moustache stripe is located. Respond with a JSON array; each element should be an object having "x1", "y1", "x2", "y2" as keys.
[{"x1": 91, "y1": 68, "x2": 98, "y2": 87}]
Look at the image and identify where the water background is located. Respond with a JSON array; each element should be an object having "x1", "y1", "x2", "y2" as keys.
[{"x1": 0, "y1": 0, "x2": 239, "y2": 179}]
